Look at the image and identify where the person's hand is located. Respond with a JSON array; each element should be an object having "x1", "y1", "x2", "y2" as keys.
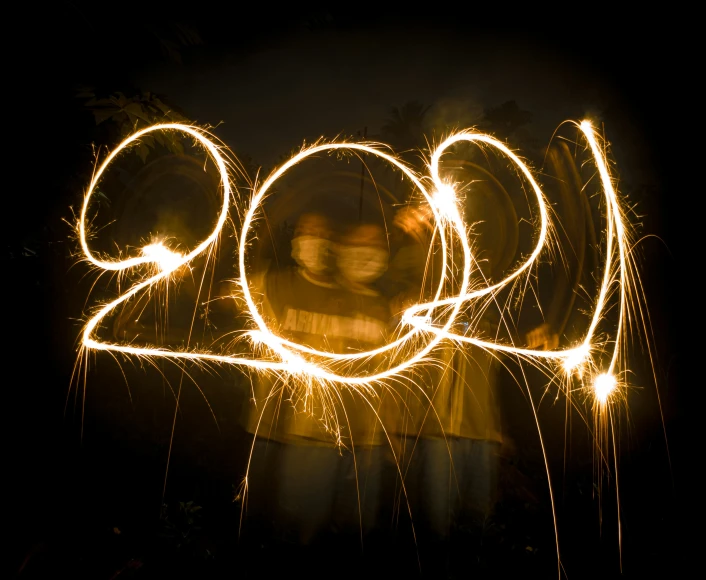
[
  {"x1": 526, "y1": 322, "x2": 559, "y2": 351},
  {"x1": 393, "y1": 205, "x2": 433, "y2": 244}
]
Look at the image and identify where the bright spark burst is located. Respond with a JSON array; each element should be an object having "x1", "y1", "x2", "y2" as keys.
[
  {"x1": 432, "y1": 182, "x2": 461, "y2": 220},
  {"x1": 594, "y1": 372, "x2": 618, "y2": 404},
  {"x1": 141, "y1": 242, "x2": 183, "y2": 274},
  {"x1": 562, "y1": 343, "x2": 591, "y2": 375}
]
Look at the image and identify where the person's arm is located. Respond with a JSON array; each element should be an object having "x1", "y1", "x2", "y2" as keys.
[{"x1": 387, "y1": 204, "x2": 437, "y2": 318}]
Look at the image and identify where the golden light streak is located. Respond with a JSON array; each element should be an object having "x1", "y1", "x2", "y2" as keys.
[{"x1": 77, "y1": 119, "x2": 633, "y2": 413}]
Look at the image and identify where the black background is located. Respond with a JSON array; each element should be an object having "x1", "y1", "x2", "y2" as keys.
[{"x1": 7, "y1": 4, "x2": 692, "y2": 579}]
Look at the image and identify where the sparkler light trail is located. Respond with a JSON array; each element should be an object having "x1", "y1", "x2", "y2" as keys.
[
  {"x1": 77, "y1": 120, "x2": 632, "y2": 402},
  {"x1": 74, "y1": 119, "x2": 645, "y2": 576}
]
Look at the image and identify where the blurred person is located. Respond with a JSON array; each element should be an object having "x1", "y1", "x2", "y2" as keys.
[
  {"x1": 242, "y1": 213, "x2": 393, "y2": 560},
  {"x1": 239, "y1": 211, "x2": 339, "y2": 551},
  {"x1": 328, "y1": 222, "x2": 393, "y2": 547},
  {"x1": 377, "y1": 202, "x2": 440, "y2": 446},
  {"x1": 382, "y1": 200, "x2": 562, "y2": 575},
  {"x1": 378, "y1": 203, "x2": 504, "y2": 575}
]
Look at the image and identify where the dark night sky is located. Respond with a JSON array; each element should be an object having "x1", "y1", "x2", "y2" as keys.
[{"x1": 7, "y1": 4, "x2": 693, "y2": 579}]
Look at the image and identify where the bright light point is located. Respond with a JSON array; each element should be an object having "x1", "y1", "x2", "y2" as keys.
[
  {"x1": 593, "y1": 372, "x2": 617, "y2": 404},
  {"x1": 433, "y1": 183, "x2": 459, "y2": 219},
  {"x1": 281, "y1": 351, "x2": 309, "y2": 374},
  {"x1": 402, "y1": 311, "x2": 432, "y2": 327},
  {"x1": 562, "y1": 345, "x2": 590, "y2": 374},
  {"x1": 142, "y1": 243, "x2": 183, "y2": 273},
  {"x1": 247, "y1": 330, "x2": 265, "y2": 344}
]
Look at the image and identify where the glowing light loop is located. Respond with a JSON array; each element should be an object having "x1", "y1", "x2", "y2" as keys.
[{"x1": 78, "y1": 121, "x2": 630, "y2": 404}]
